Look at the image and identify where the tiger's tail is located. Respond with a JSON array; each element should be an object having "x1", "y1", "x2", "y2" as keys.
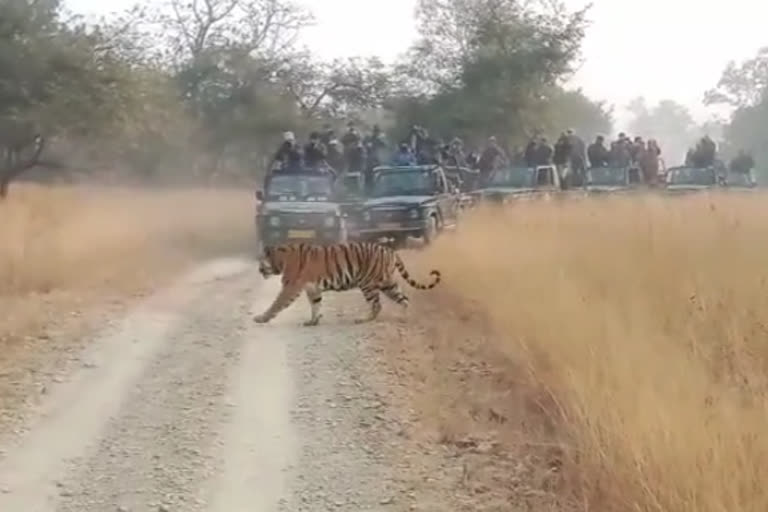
[{"x1": 394, "y1": 254, "x2": 441, "y2": 290}]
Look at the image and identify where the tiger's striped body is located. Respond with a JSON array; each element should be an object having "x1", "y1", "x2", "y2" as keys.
[{"x1": 254, "y1": 241, "x2": 441, "y2": 326}]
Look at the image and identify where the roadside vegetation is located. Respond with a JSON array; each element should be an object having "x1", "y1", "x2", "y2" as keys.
[
  {"x1": 391, "y1": 193, "x2": 768, "y2": 511},
  {"x1": 0, "y1": 185, "x2": 252, "y2": 346}
]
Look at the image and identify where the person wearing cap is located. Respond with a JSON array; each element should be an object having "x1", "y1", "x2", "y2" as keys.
[{"x1": 269, "y1": 131, "x2": 302, "y2": 172}]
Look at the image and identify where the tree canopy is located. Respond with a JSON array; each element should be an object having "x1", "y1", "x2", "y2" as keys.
[
  {"x1": 0, "y1": 0, "x2": 616, "y2": 193},
  {"x1": 706, "y1": 47, "x2": 768, "y2": 180}
]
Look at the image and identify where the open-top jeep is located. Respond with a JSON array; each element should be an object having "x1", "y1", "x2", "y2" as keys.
[
  {"x1": 470, "y1": 165, "x2": 560, "y2": 204},
  {"x1": 357, "y1": 164, "x2": 460, "y2": 247},
  {"x1": 255, "y1": 170, "x2": 346, "y2": 251},
  {"x1": 584, "y1": 166, "x2": 644, "y2": 195},
  {"x1": 722, "y1": 170, "x2": 757, "y2": 192},
  {"x1": 663, "y1": 166, "x2": 719, "y2": 195}
]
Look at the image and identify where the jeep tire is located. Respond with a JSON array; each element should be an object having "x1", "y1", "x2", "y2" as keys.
[{"x1": 423, "y1": 215, "x2": 438, "y2": 245}]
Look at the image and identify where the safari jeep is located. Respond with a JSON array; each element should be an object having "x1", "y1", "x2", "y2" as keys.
[
  {"x1": 722, "y1": 170, "x2": 758, "y2": 192},
  {"x1": 584, "y1": 166, "x2": 644, "y2": 195},
  {"x1": 334, "y1": 171, "x2": 367, "y2": 241},
  {"x1": 255, "y1": 170, "x2": 346, "y2": 251},
  {"x1": 357, "y1": 164, "x2": 460, "y2": 247},
  {"x1": 663, "y1": 166, "x2": 719, "y2": 195},
  {"x1": 470, "y1": 165, "x2": 560, "y2": 204}
]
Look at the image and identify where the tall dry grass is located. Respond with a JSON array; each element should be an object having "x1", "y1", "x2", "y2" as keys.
[
  {"x1": 1, "y1": 183, "x2": 254, "y2": 344},
  {"x1": 413, "y1": 192, "x2": 768, "y2": 511}
]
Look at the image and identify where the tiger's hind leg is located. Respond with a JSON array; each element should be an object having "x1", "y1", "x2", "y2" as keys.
[
  {"x1": 380, "y1": 281, "x2": 409, "y2": 309},
  {"x1": 354, "y1": 286, "x2": 382, "y2": 324},
  {"x1": 303, "y1": 283, "x2": 323, "y2": 327},
  {"x1": 253, "y1": 283, "x2": 302, "y2": 324}
]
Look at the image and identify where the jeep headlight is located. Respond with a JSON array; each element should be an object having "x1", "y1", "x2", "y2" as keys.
[
  {"x1": 269, "y1": 216, "x2": 280, "y2": 227},
  {"x1": 324, "y1": 216, "x2": 335, "y2": 228},
  {"x1": 409, "y1": 209, "x2": 419, "y2": 220}
]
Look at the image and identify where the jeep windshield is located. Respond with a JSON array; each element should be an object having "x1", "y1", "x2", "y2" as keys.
[
  {"x1": 487, "y1": 168, "x2": 535, "y2": 188},
  {"x1": 266, "y1": 175, "x2": 333, "y2": 201},
  {"x1": 372, "y1": 170, "x2": 435, "y2": 197},
  {"x1": 667, "y1": 168, "x2": 716, "y2": 186},
  {"x1": 337, "y1": 174, "x2": 364, "y2": 199},
  {"x1": 726, "y1": 172, "x2": 753, "y2": 187},
  {"x1": 588, "y1": 168, "x2": 627, "y2": 186}
]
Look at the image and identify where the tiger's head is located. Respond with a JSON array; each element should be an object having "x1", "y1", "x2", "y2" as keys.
[{"x1": 257, "y1": 245, "x2": 288, "y2": 279}]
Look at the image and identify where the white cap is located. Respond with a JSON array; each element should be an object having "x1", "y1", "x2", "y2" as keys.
[{"x1": 283, "y1": 131, "x2": 295, "y2": 141}]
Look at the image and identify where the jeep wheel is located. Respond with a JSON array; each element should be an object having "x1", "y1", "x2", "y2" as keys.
[{"x1": 423, "y1": 215, "x2": 438, "y2": 245}]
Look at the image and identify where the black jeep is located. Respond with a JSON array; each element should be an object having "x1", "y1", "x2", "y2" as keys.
[
  {"x1": 357, "y1": 165, "x2": 460, "y2": 247},
  {"x1": 255, "y1": 170, "x2": 346, "y2": 251}
]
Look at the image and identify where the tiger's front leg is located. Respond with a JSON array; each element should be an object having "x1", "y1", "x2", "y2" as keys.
[
  {"x1": 302, "y1": 283, "x2": 323, "y2": 327},
  {"x1": 253, "y1": 283, "x2": 302, "y2": 324}
]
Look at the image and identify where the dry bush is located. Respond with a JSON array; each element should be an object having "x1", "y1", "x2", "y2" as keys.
[
  {"x1": 403, "y1": 192, "x2": 768, "y2": 512},
  {"x1": 0, "y1": 183, "x2": 254, "y2": 345}
]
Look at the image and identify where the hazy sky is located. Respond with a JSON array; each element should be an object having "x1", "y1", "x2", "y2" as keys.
[{"x1": 66, "y1": 0, "x2": 767, "y2": 128}]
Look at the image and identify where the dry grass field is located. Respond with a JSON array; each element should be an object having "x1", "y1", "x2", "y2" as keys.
[
  {"x1": 392, "y1": 191, "x2": 768, "y2": 511},
  {"x1": 0, "y1": 183, "x2": 254, "y2": 349},
  {"x1": 5, "y1": 183, "x2": 768, "y2": 511}
]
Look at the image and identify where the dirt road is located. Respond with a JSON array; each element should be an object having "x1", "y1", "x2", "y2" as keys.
[{"x1": 0, "y1": 258, "x2": 418, "y2": 512}]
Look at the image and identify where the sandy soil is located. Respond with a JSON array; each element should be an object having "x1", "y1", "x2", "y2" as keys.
[{"x1": 0, "y1": 257, "x2": 471, "y2": 512}]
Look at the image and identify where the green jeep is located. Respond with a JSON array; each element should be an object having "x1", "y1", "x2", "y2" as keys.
[
  {"x1": 255, "y1": 171, "x2": 347, "y2": 251},
  {"x1": 469, "y1": 165, "x2": 560, "y2": 204},
  {"x1": 584, "y1": 166, "x2": 644, "y2": 195},
  {"x1": 357, "y1": 165, "x2": 460, "y2": 247},
  {"x1": 663, "y1": 166, "x2": 719, "y2": 195}
]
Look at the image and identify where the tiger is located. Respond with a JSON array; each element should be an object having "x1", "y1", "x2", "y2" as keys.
[{"x1": 253, "y1": 241, "x2": 441, "y2": 326}]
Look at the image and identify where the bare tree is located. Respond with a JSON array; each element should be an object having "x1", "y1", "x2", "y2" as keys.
[
  {"x1": 278, "y1": 55, "x2": 393, "y2": 119},
  {"x1": 159, "y1": 0, "x2": 313, "y2": 64}
]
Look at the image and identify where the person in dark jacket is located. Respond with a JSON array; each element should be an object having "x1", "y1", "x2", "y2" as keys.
[
  {"x1": 320, "y1": 123, "x2": 335, "y2": 146},
  {"x1": 325, "y1": 139, "x2": 345, "y2": 172},
  {"x1": 587, "y1": 135, "x2": 609, "y2": 168},
  {"x1": 534, "y1": 137, "x2": 554, "y2": 166},
  {"x1": 553, "y1": 133, "x2": 571, "y2": 167},
  {"x1": 524, "y1": 138, "x2": 538, "y2": 168},
  {"x1": 346, "y1": 141, "x2": 367, "y2": 173},
  {"x1": 729, "y1": 150, "x2": 755, "y2": 174},
  {"x1": 392, "y1": 143, "x2": 417, "y2": 166},
  {"x1": 341, "y1": 122, "x2": 361, "y2": 152},
  {"x1": 303, "y1": 132, "x2": 327, "y2": 168}
]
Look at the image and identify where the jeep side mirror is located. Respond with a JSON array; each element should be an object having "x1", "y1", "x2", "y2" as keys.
[{"x1": 255, "y1": 189, "x2": 264, "y2": 201}]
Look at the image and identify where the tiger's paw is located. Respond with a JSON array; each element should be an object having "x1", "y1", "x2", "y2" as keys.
[
  {"x1": 303, "y1": 314, "x2": 322, "y2": 327},
  {"x1": 252, "y1": 314, "x2": 270, "y2": 324}
]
